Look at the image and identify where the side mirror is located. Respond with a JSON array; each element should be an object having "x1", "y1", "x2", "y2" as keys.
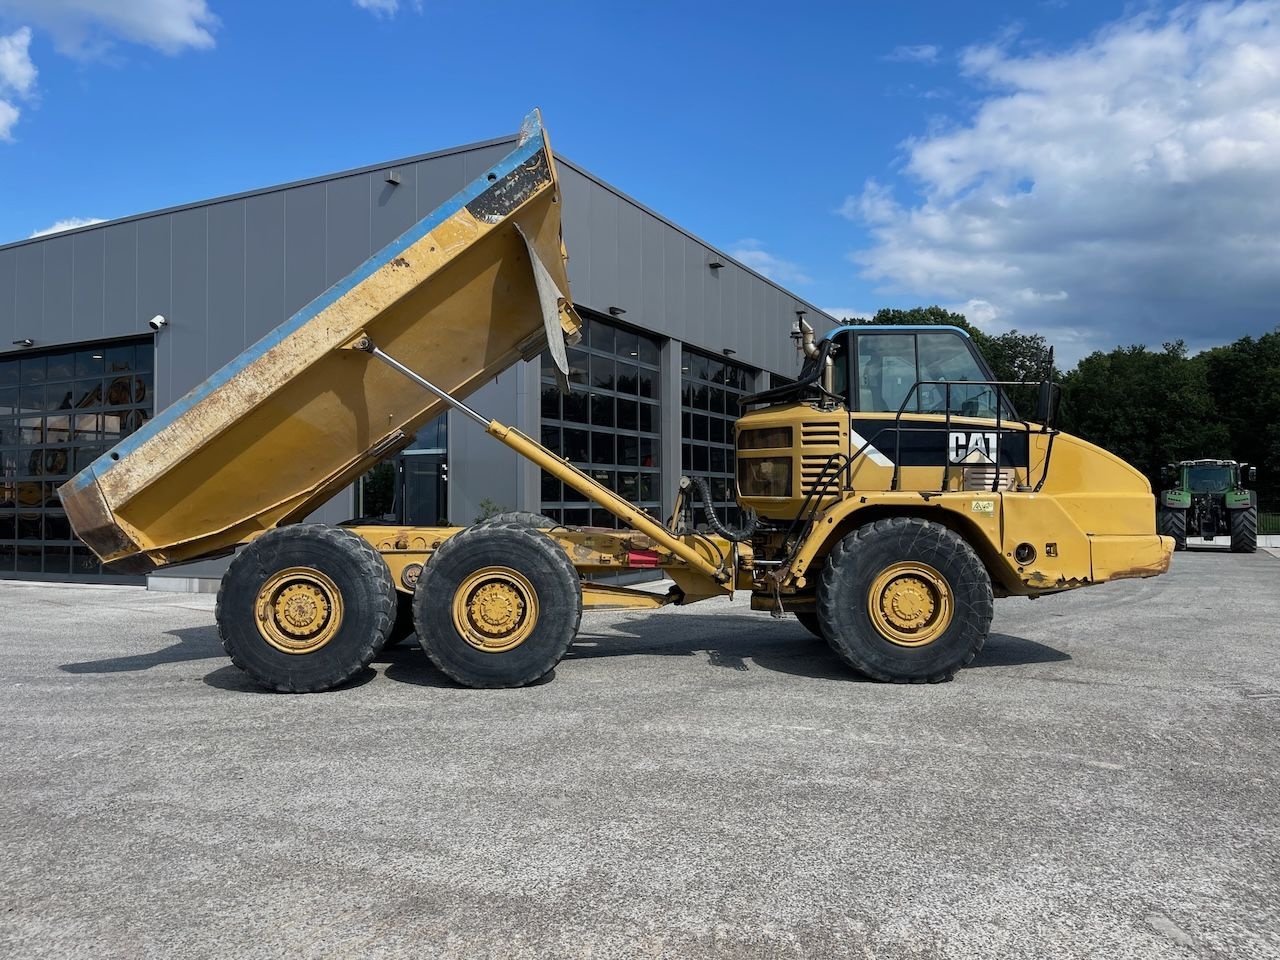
[{"x1": 1035, "y1": 381, "x2": 1061, "y2": 426}]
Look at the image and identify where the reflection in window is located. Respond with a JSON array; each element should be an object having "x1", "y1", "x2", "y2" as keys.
[
  {"x1": 0, "y1": 337, "x2": 153, "y2": 578},
  {"x1": 682, "y1": 347, "x2": 757, "y2": 527},
  {"x1": 539, "y1": 315, "x2": 661, "y2": 527}
]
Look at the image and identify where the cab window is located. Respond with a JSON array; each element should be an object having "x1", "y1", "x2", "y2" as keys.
[{"x1": 847, "y1": 329, "x2": 1007, "y2": 418}]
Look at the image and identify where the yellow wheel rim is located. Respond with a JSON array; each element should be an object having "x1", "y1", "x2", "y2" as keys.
[
  {"x1": 867, "y1": 561, "x2": 953, "y2": 647},
  {"x1": 451, "y1": 566, "x2": 539, "y2": 654},
  {"x1": 255, "y1": 566, "x2": 345, "y2": 654}
]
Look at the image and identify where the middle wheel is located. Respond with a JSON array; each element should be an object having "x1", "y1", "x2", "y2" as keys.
[{"x1": 413, "y1": 523, "x2": 582, "y2": 688}]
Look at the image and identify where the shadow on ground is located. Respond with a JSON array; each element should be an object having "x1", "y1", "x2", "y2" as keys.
[
  {"x1": 59, "y1": 614, "x2": 1070, "y2": 691},
  {"x1": 60, "y1": 625, "x2": 223, "y2": 674}
]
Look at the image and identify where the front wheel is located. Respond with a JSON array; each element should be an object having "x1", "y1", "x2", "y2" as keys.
[
  {"x1": 1230, "y1": 506, "x2": 1257, "y2": 554},
  {"x1": 1158, "y1": 507, "x2": 1187, "y2": 551},
  {"x1": 817, "y1": 518, "x2": 993, "y2": 683}
]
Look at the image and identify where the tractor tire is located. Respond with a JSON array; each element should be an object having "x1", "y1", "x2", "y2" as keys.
[
  {"x1": 817, "y1": 517, "x2": 993, "y2": 683},
  {"x1": 476, "y1": 512, "x2": 560, "y2": 530},
  {"x1": 1230, "y1": 506, "x2": 1258, "y2": 554},
  {"x1": 216, "y1": 525, "x2": 397, "y2": 692},
  {"x1": 381, "y1": 592, "x2": 416, "y2": 649},
  {"x1": 795, "y1": 611, "x2": 826, "y2": 640},
  {"x1": 1158, "y1": 508, "x2": 1187, "y2": 551},
  {"x1": 413, "y1": 523, "x2": 581, "y2": 688}
]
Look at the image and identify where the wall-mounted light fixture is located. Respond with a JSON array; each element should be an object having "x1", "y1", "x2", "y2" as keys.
[
  {"x1": 722, "y1": 348, "x2": 736, "y2": 357},
  {"x1": 608, "y1": 306, "x2": 626, "y2": 317},
  {"x1": 148, "y1": 314, "x2": 168, "y2": 332},
  {"x1": 384, "y1": 169, "x2": 401, "y2": 186},
  {"x1": 11, "y1": 338, "x2": 33, "y2": 348},
  {"x1": 707, "y1": 256, "x2": 725, "y2": 270}
]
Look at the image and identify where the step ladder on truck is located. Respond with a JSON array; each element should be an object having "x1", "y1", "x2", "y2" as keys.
[{"x1": 59, "y1": 111, "x2": 1175, "y2": 692}]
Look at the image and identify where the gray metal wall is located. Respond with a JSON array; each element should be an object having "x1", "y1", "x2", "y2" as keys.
[{"x1": 0, "y1": 133, "x2": 831, "y2": 582}]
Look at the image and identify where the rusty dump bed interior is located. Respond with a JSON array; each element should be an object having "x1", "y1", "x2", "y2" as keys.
[{"x1": 59, "y1": 110, "x2": 583, "y2": 573}]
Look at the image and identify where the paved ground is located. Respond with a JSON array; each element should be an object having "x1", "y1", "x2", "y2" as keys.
[{"x1": 1, "y1": 549, "x2": 1278, "y2": 960}]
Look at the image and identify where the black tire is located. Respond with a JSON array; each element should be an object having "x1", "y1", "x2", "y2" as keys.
[
  {"x1": 795, "y1": 611, "x2": 826, "y2": 640},
  {"x1": 1230, "y1": 506, "x2": 1257, "y2": 554},
  {"x1": 475, "y1": 512, "x2": 559, "y2": 529},
  {"x1": 1158, "y1": 508, "x2": 1187, "y2": 551},
  {"x1": 817, "y1": 517, "x2": 993, "y2": 683},
  {"x1": 216, "y1": 525, "x2": 396, "y2": 692},
  {"x1": 413, "y1": 523, "x2": 581, "y2": 688},
  {"x1": 381, "y1": 592, "x2": 416, "y2": 649}
]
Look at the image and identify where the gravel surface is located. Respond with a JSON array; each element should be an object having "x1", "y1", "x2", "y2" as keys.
[{"x1": 1, "y1": 548, "x2": 1277, "y2": 959}]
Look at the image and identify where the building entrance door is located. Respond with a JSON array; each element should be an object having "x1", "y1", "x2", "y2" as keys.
[{"x1": 400, "y1": 451, "x2": 448, "y2": 526}]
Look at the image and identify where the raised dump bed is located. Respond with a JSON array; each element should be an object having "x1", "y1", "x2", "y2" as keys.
[{"x1": 59, "y1": 110, "x2": 582, "y2": 573}]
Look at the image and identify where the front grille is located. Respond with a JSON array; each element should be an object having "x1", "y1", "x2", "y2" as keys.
[{"x1": 800, "y1": 421, "x2": 842, "y2": 497}]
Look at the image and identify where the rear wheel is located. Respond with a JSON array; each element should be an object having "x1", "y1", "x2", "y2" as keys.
[
  {"x1": 216, "y1": 525, "x2": 396, "y2": 692},
  {"x1": 413, "y1": 523, "x2": 581, "y2": 688},
  {"x1": 380, "y1": 592, "x2": 416, "y2": 649},
  {"x1": 817, "y1": 517, "x2": 993, "y2": 683},
  {"x1": 1158, "y1": 507, "x2": 1187, "y2": 551},
  {"x1": 1230, "y1": 506, "x2": 1257, "y2": 554}
]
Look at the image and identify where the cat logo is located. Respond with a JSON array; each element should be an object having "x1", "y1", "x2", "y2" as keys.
[{"x1": 949, "y1": 431, "x2": 999, "y2": 464}]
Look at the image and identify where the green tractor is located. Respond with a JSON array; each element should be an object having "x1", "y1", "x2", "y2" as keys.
[{"x1": 1158, "y1": 460, "x2": 1258, "y2": 553}]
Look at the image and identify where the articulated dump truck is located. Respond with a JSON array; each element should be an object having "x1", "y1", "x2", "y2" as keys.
[{"x1": 59, "y1": 111, "x2": 1174, "y2": 692}]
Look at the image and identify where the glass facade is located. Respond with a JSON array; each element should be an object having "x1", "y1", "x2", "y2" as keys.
[
  {"x1": 0, "y1": 338, "x2": 154, "y2": 579},
  {"x1": 682, "y1": 347, "x2": 757, "y2": 526},
  {"x1": 355, "y1": 414, "x2": 449, "y2": 525},
  {"x1": 540, "y1": 315, "x2": 662, "y2": 527}
]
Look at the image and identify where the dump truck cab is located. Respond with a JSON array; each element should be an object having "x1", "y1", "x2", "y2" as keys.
[{"x1": 735, "y1": 323, "x2": 1172, "y2": 611}]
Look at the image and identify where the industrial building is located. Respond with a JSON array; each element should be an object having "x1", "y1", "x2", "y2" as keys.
[{"x1": 0, "y1": 129, "x2": 831, "y2": 588}]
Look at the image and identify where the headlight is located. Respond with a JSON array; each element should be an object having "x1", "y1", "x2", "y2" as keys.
[{"x1": 737, "y1": 457, "x2": 792, "y2": 498}]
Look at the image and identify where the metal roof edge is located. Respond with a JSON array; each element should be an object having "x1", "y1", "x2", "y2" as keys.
[{"x1": 0, "y1": 133, "x2": 519, "y2": 252}]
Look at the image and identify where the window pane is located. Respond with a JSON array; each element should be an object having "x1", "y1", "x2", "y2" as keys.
[
  {"x1": 590, "y1": 395, "x2": 614, "y2": 428},
  {"x1": 590, "y1": 354, "x2": 614, "y2": 391},
  {"x1": 857, "y1": 333, "x2": 917, "y2": 413}
]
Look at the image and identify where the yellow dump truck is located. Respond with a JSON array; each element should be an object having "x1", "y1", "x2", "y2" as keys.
[{"x1": 59, "y1": 111, "x2": 1173, "y2": 692}]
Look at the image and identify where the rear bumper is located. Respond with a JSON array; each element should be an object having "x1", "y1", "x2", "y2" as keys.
[{"x1": 1090, "y1": 534, "x2": 1174, "y2": 583}]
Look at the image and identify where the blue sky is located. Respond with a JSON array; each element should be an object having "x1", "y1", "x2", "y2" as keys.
[{"x1": 2, "y1": 1, "x2": 1278, "y2": 363}]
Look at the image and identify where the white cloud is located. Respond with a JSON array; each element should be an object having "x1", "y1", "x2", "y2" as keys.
[
  {"x1": 0, "y1": 26, "x2": 32, "y2": 140},
  {"x1": 0, "y1": 0, "x2": 218, "y2": 55},
  {"x1": 885, "y1": 44, "x2": 941, "y2": 64},
  {"x1": 0, "y1": 96, "x2": 16, "y2": 139},
  {"x1": 822, "y1": 307, "x2": 876, "y2": 323},
  {"x1": 848, "y1": 1, "x2": 1280, "y2": 361},
  {"x1": 353, "y1": 0, "x2": 421, "y2": 16},
  {"x1": 728, "y1": 239, "x2": 812, "y2": 286},
  {"x1": 29, "y1": 216, "x2": 106, "y2": 238},
  {"x1": 0, "y1": 26, "x2": 34, "y2": 92}
]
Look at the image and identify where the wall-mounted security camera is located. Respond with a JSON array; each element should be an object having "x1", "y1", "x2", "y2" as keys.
[{"x1": 148, "y1": 315, "x2": 168, "y2": 331}]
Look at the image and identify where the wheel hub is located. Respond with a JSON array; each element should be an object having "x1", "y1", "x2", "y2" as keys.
[
  {"x1": 255, "y1": 567, "x2": 344, "y2": 654},
  {"x1": 275, "y1": 584, "x2": 329, "y2": 635},
  {"x1": 452, "y1": 567, "x2": 539, "y2": 654},
  {"x1": 884, "y1": 576, "x2": 935, "y2": 630},
  {"x1": 867, "y1": 561, "x2": 953, "y2": 647}
]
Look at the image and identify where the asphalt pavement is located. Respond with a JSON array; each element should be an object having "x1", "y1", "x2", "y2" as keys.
[{"x1": 1, "y1": 548, "x2": 1277, "y2": 959}]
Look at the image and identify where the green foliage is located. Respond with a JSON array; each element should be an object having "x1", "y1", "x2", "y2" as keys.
[{"x1": 475, "y1": 498, "x2": 509, "y2": 523}]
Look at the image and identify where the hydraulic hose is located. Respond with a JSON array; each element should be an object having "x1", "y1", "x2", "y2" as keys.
[{"x1": 690, "y1": 476, "x2": 759, "y2": 543}]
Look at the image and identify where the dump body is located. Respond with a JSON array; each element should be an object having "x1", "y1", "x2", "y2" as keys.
[{"x1": 60, "y1": 111, "x2": 582, "y2": 573}]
